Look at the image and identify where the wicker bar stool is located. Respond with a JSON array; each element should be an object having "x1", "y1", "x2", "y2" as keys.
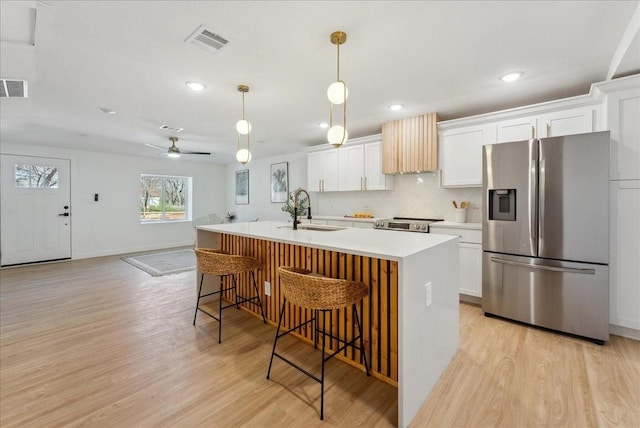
[
  {"x1": 266, "y1": 266, "x2": 369, "y2": 420},
  {"x1": 193, "y1": 248, "x2": 266, "y2": 343}
]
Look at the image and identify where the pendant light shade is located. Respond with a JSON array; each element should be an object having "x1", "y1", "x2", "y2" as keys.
[
  {"x1": 235, "y1": 148, "x2": 252, "y2": 164},
  {"x1": 327, "y1": 125, "x2": 348, "y2": 146},
  {"x1": 327, "y1": 81, "x2": 348, "y2": 105},
  {"x1": 235, "y1": 119, "x2": 251, "y2": 135},
  {"x1": 236, "y1": 84, "x2": 252, "y2": 164},
  {"x1": 327, "y1": 31, "x2": 348, "y2": 148}
]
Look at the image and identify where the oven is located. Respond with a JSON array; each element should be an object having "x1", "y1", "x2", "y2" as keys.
[{"x1": 373, "y1": 217, "x2": 443, "y2": 233}]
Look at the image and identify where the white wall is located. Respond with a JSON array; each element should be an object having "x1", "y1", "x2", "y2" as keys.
[
  {"x1": 224, "y1": 152, "x2": 307, "y2": 222},
  {"x1": 224, "y1": 149, "x2": 482, "y2": 223},
  {"x1": 1, "y1": 143, "x2": 226, "y2": 259}
]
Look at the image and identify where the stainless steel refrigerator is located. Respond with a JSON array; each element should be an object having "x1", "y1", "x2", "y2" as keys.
[{"x1": 482, "y1": 131, "x2": 610, "y2": 344}]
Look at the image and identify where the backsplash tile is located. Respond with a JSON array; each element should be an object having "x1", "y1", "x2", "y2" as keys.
[{"x1": 314, "y1": 172, "x2": 483, "y2": 223}]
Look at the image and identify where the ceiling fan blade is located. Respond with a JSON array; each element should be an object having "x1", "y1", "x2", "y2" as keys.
[
  {"x1": 145, "y1": 143, "x2": 168, "y2": 151},
  {"x1": 181, "y1": 150, "x2": 212, "y2": 155}
]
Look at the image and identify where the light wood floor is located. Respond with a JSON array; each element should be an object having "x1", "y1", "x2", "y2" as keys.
[{"x1": 1, "y1": 255, "x2": 638, "y2": 427}]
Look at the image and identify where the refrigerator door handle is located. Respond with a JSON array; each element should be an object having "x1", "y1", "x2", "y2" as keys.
[
  {"x1": 490, "y1": 257, "x2": 596, "y2": 275},
  {"x1": 529, "y1": 141, "x2": 538, "y2": 247},
  {"x1": 539, "y1": 157, "x2": 546, "y2": 242}
]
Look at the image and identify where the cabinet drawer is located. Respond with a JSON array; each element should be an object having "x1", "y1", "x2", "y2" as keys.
[{"x1": 430, "y1": 226, "x2": 482, "y2": 244}]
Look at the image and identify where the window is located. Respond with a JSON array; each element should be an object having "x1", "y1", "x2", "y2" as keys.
[
  {"x1": 140, "y1": 174, "x2": 192, "y2": 222},
  {"x1": 15, "y1": 164, "x2": 59, "y2": 188}
]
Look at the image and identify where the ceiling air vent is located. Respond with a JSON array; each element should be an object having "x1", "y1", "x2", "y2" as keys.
[
  {"x1": 185, "y1": 25, "x2": 229, "y2": 54},
  {"x1": 159, "y1": 124, "x2": 184, "y2": 133},
  {"x1": 1, "y1": 79, "x2": 28, "y2": 98}
]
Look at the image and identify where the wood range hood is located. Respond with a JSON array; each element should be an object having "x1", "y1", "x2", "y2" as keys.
[{"x1": 381, "y1": 112, "x2": 439, "y2": 174}]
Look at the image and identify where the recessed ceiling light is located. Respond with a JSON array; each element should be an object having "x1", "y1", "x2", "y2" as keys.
[
  {"x1": 499, "y1": 72, "x2": 523, "y2": 83},
  {"x1": 388, "y1": 104, "x2": 404, "y2": 111},
  {"x1": 318, "y1": 122, "x2": 329, "y2": 129},
  {"x1": 185, "y1": 81, "x2": 206, "y2": 91},
  {"x1": 98, "y1": 107, "x2": 116, "y2": 114}
]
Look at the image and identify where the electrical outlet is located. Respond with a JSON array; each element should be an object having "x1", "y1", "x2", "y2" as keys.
[
  {"x1": 425, "y1": 282, "x2": 432, "y2": 307},
  {"x1": 264, "y1": 281, "x2": 271, "y2": 296}
]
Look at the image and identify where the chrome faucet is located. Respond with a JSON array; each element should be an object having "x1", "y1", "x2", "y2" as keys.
[{"x1": 293, "y1": 188, "x2": 312, "y2": 230}]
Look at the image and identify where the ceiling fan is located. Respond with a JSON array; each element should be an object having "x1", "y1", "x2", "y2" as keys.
[{"x1": 145, "y1": 137, "x2": 211, "y2": 158}]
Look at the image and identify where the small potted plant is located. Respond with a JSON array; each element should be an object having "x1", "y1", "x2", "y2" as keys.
[
  {"x1": 225, "y1": 211, "x2": 236, "y2": 223},
  {"x1": 281, "y1": 188, "x2": 308, "y2": 222}
]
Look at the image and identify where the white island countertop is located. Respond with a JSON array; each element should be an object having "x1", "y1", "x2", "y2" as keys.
[{"x1": 198, "y1": 220, "x2": 456, "y2": 261}]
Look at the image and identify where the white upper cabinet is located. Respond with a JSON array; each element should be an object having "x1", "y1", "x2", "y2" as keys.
[
  {"x1": 495, "y1": 106, "x2": 595, "y2": 143},
  {"x1": 539, "y1": 106, "x2": 595, "y2": 138},
  {"x1": 338, "y1": 145, "x2": 365, "y2": 191},
  {"x1": 439, "y1": 91, "x2": 602, "y2": 188},
  {"x1": 308, "y1": 135, "x2": 392, "y2": 192},
  {"x1": 439, "y1": 124, "x2": 495, "y2": 187},
  {"x1": 495, "y1": 116, "x2": 537, "y2": 143},
  {"x1": 602, "y1": 79, "x2": 640, "y2": 180},
  {"x1": 307, "y1": 149, "x2": 339, "y2": 192},
  {"x1": 363, "y1": 141, "x2": 391, "y2": 190}
]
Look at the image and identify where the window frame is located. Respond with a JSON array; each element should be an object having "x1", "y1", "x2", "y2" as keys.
[{"x1": 140, "y1": 174, "x2": 192, "y2": 223}]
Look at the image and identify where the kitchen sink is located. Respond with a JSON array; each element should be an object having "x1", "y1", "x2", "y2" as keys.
[{"x1": 279, "y1": 224, "x2": 346, "y2": 232}]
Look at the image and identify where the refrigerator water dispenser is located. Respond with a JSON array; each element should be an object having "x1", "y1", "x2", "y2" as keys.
[{"x1": 489, "y1": 189, "x2": 516, "y2": 221}]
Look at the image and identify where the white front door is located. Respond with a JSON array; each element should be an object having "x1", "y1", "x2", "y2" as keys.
[{"x1": 1, "y1": 155, "x2": 71, "y2": 266}]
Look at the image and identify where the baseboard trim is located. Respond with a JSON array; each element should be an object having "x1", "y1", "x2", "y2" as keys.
[{"x1": 610, "y1": 324, "x2": 640, "y2": 341}]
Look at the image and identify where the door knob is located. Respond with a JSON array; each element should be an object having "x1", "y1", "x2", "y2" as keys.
[
  {"x1": 58, "y1": 213, "x2": 70, "y2": 217},
  {"x1": 64, "y1": 205, "x2": 69, "y2": 209}
]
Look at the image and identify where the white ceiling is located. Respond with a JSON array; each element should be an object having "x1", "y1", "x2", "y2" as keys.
[{"x1": 1, "y1": 1, "x2": 639, "y2": 164}]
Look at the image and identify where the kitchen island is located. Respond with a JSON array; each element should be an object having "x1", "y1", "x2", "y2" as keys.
[{"x1": 196, "y1": 221, "x2": 458, "y2": 428}]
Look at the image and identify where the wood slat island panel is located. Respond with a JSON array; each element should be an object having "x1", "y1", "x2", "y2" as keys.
[
  {"x1": 217, "y1": 233, "x2": 399, "y2": 384},
  {"x1": 197, "y1": 220, "x2": 459, "y2": 428}
]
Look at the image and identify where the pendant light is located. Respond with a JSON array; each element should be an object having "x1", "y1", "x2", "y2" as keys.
[
  {"x1": 235, "y1": 84, "x2": 252, "y2": 164},
  {"x1": 327, "y1": 31, "x2": 348, "y2": 147}
]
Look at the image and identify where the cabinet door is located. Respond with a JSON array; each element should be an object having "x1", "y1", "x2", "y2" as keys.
[
  {"x1": 607, "y1": 89, "x2": 640, "y2": 180},
  {"x1": 430, "y1": 225, "x2": 482, "y2": 298},
  {"x1": 538, "y1": 106, "x2": 595, "y2": 138},
  {"x1": 364, "y1": 141, "x2": 390, "y2": 190},
  {"x1": 307, "y1": 150, "x2": 339, "y2": 192},
  {"x1": 439, "y1": 124, "x2": 492, "y2": 187},
  {"x1": 459, "y1": 242, "x2": 482, "y2": 297},
  {"x1": 307, "y1": 152, "x2": 323, "y2": 192},
  {"x1": 610, "y1": 180, "x2": 640, "y2": 330},
  {"x1": 322, "y1": 149, "x2": 340, "y2": 191},
  {"x1": 338, "y1": 145, "x2": 364, "y2": 191},
  {"x1": 352, "y1": 221, "x2": 374, "y2": 229},
  {"x1": 496, "y1": 116, "x2": 537, "y2": 143}
]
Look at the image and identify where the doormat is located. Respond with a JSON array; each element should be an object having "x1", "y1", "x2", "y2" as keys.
[{"x1": 122, "y1": 249, "x2": 196, "y2": 277}]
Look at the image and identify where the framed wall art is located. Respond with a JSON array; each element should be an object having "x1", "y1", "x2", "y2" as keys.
[
  {"x1": 235, "y1": 169, "x2": 249, "y2": 205},
  {"x1": 270, "y1": 162, "x2": 288, "y2": 203}
]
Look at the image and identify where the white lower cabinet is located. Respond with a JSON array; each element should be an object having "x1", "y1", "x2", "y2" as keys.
[
  {"x1": 430, "y1": 224, "x2": 482, "y2": 298},
  {"x1": 312, "y1": 218, "x2": 374, "y2": 229},
  {"x1": 458, "y1": 242, "x2": 482, "y2": 298},
  {"x1": 609, "y1": 180, "x2": 640, "y2": 332}
]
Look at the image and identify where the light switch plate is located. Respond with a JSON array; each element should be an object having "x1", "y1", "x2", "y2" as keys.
[
  {"x1": 425, "y1": 282, "x2": 432, "y2": 307},
  {"x1": 264, "y1": 281, "x2": 271, "y2": 296}
]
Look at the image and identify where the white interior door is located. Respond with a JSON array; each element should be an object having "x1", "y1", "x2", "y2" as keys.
[{"x1": 1, "y1": 155, "x2": 71, "y2": 266}]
